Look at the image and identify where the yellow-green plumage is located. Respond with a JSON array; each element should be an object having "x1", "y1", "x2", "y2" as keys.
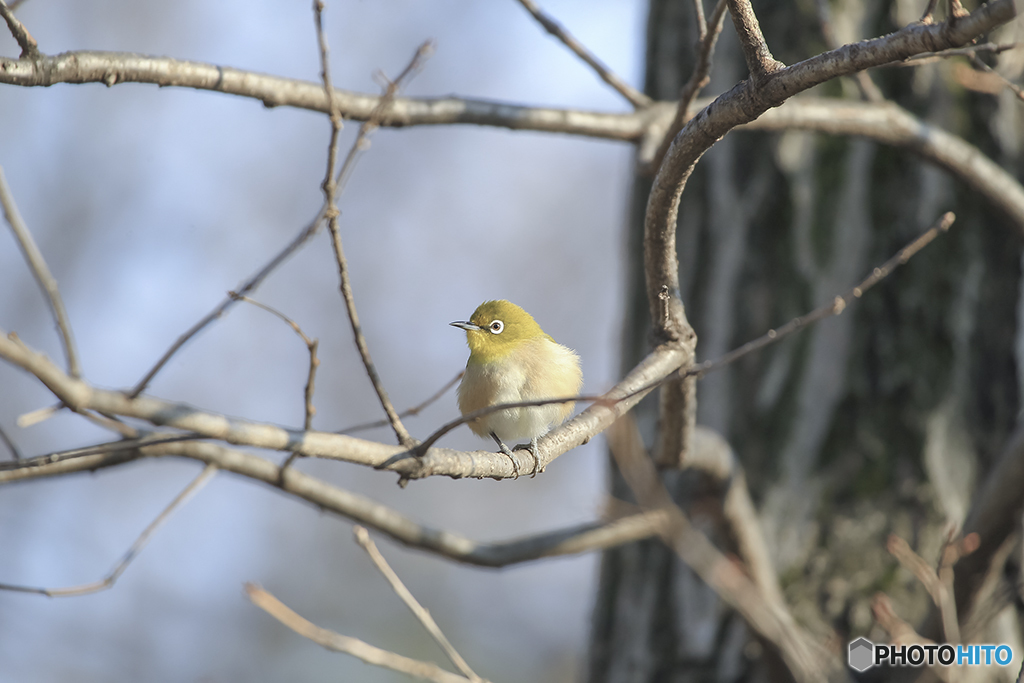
[{"x1": 451, "y1": 300, "x2": 583, "y2": 450}]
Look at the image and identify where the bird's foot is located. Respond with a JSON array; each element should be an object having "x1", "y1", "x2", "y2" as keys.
[
  {"x1": 513, "y1": 436, "x2": 541, "y2": 477},
  {"x1": 490, "y1": 432, "x2": 520, "y2": 479}
]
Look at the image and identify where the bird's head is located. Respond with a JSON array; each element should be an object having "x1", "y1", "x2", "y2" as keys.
[{"x1": 450, "y1": 300, "x2": 549, "y2": 364}]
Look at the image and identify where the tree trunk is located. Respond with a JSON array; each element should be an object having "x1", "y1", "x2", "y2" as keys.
[{"x1": 588, "y1": 0, "x2": 1023, "y2": 680}]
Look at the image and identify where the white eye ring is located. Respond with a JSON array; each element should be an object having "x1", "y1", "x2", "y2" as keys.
[{"x1": 489, "y1": 320, "x2": 504, "y2": 334}]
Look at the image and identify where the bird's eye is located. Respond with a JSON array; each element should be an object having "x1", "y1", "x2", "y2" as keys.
[{"x1": 489, "y1": 320, "x2": 504, "y2": 334}]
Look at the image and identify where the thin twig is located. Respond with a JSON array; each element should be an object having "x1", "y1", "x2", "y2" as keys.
[
  {"x1": 902, "y1": 42, "x2": 1020, "y2": 63},
  {"x1": 887, "y1": 534, "x2": 963, "y2": 644},
  {"x1": 0, "y1": 211, "x2": 954, "y2": 481},
  {"x1": 648, "y1": 0, "x2": 729, "y2": 174},
  {"x1": 969, "y1": 54, "x2": 1024, "y2": 102},
  {"x1": 814, "y1": 0, "x2": 884, "y2": 101},
  {"x1": 606, "y1": 415, "x2": 835, "y2": 682},
  {"x1": 338, "y1": 370, "x2": 464, "y2": 434},
  {"x1": 232, "y1": 294, "x2": 319, "y2": 431},
  {"x1": 0, "y1": 0, "x2": 38, "y2": 57},
  {"x1": 0, "y1": 423, "x2": 21, "y2": 460},
  {"x1": 0, "y1": 166, "x2": 81, "y2": 378},
  {"x1": 2, "y1": 434, "x2": 678, "y2": 566},
  {"x1": 0, "y1": 464, "x2": 216, "y2": 596},
  {"x1": 0, "y1": 433, "x2": 203, "y2": 471},
  {"x1": 871, "y1": 594, "x2": 953, "y2": 683},
  {"x1": 246, "y1": 584, "x2": 474, "y2": 683},
  {"x1": 354, "y1": 527, "x2": 483, "y2": 682},
  {"x1": 413, "y1": 214, "x2": 956, "y2": 456},
  {"x1": 513, "y1": 0, "x2": 650, "y2": 109},
  {"x1": 128, "y1": 205, "x2": 329, "y2": 398},
  {"x1": 325, "y1": 41, "x2": 433, "y2": 449},
  {"x1": 16, "y1": 402, "x2": 60, "y2": 428},
  {"x1": 687, "y1": 212, "x2": 956, "y2": 380}
]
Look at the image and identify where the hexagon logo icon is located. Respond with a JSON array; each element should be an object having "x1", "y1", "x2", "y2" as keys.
[{"x1": 848, "y1": 637, "x2": 874, "y2": 672}]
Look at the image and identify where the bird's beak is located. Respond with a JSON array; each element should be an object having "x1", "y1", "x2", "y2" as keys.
[{"x1": 450, "y1": 321, "x2": 482, "y2": 331}]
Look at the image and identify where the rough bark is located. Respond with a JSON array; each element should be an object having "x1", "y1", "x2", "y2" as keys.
[{"x1": 589, "y1": 0, "x2": 1023, "y2": 680}]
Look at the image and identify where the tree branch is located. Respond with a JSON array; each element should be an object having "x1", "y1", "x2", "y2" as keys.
[
  {"x1": 354, "y1": 527, "x2": 484, "y2": 682},
  {"x1": 0, "y1": 464, "x2": 216, "y2": 596},
  {"x1": 323, "y1": 42, "x2": 434, "y2": 449},
  {"x1": 0, "y1": 438, "x2": 675, "y2": 567},
  {"x1": 0, "y1": 165, "x2": 82, "y2": 379},
  {"x1": 246, "y1": 584, "x2": 475, "y2": 683},
  {"x1": 513, "y1": 0, "x2": 651, "y2": 108},
  {"x1": 0, "y1": 327, "x2": 688, "y2": 480},
  {"x1": 0, "y1": 51, "x2": 653, "y2": 139},
  {"x1": 0, "y1": 0, "x2": 38, "y2": 58}
]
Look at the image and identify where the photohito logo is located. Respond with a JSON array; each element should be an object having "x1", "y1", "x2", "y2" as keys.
[{"x1": 848, "y1": 638, "x2": 1014, "y2": 672}]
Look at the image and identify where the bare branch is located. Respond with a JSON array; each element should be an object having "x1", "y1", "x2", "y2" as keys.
[
  {"x1": 0, "y1": 212, "x2": 959, "y2": 482},
  {"x1": 0, "y1": 165, "x2": 81, "y2": 379},
  {"x1": 0, "y1": 437, "x2": 675, "y2": 566},
  {"x1": 968, "y1": 54, "x2": 1024, "y2": 102},
  {"x1": 947, "y1": 425, "x2": 1024, "y2": 632},
  {"x1": 647, "y1": 0, "x2": 729, "y2": 175},
  {"x1": 338, "y1": 371, "x2": 464, "y2": 434},
  {"x1": 687, "y1": 212, "x2": 956, "y2": 379},
  {"x1": 683, "y1": 427, "x2": 787, "y2": 610},
  {"x1": 902, "y1": 42, "x2": 1021, "y2": 63},
  {"x1": 887, "y1": 533, "x2": 965, "y2": 644},
  {"x1": 246, "y1": 584, "x2": 473, "y2": 683},
  {"x1": 233, "y1": 295, "x2": 319, "y2": 431},
  {"x1": 871, "y1": 594, "x2": 953, "y2": 683},
  {"x1": 814, "y1": 0, "x2": 884, "y2": 101},
  {"x1": 0, "y1": 464, "x2": 216, "y2": 596},
  {"x1": 0, "y1": 422, "x2": 21, "y2": 460},
  {"x1": 646, "y1": 0, "x2": 1016, "y2": 350},
  {"x1": 726, "y1": 0, "x2": 784, "y2": 82},
  {"x1": 513, "y1": 0, "x2": 651, "y2": 108},
  {"x1": 0, "y1": 323, "x2": 688, "y2": 480},
  {"x1": 128, "y1": 204, "x2": 328, "y2": 398},
  {"x1": 606, "y1": 415, "x2": 838, "y2": 682},
  {"x1": 354, "y1": 527, "x2": 484, "y2": 682},
  {"x1": 325, "y1": 42, "x2": 433, "y2": 449},
  {"x1": 744, "y1": 100, "x2": 1024, "y2": 234},
  {"x1": 0, "y1": 0, "x2": 38, "y2": 58},
  {"x1": 0, "y1": 51, "x2": 653, "y2": 140}
]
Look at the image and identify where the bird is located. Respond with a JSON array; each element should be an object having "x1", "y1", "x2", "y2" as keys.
[{"x1": 450, "y1": 300, "x2": 583, "y2": 477}]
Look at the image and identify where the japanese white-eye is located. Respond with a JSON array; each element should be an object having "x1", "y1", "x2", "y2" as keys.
[{"x1": 450, "y1": 300, "x2": 583, "y2": 476}]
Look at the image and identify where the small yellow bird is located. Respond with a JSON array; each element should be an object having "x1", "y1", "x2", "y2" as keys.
[{"x1": 450, "y1": 300, "x2": 583, "y2": 476}]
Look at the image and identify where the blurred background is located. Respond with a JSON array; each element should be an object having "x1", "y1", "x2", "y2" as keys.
[{"x1": 0, "y1": 1, "x2": 646, "y2": 680}]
